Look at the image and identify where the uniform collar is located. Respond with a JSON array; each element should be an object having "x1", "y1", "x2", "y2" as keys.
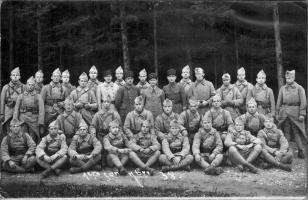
[
  {"x1": 247, "y1": 111, "x2": 259, "y2": 118},
  {"x1": 76, "y1": 86, "x2": 89, "y2": 92},
  {"x1": 162, "y1": 112, "x2": 176, "y2": 120},
  {"x1": 115, "y1": 79, "x2": 125, "y2": 86},
  {"x1": 255, "y1": 83, "x2": 267, "y2": 90},
  {"x1": 167, "y1": 132, "x2": 182, "y2": 140},
  {"x1": 102, "y1": 82, "x2": 115, "y2": 87},
  {"x1": 46, "y1": 134, "x2": 60, "y2": 142},
  {"x1": 149, "y1": 86, "x2": 159, "y2": 93},
  {"x1": 50, "y1": 81, "x2": 61, "y2": 88},
  {"x1": 24, "y1": 90, "x2": 35, "y2": 96},
  {"x1": 286, "y1": 81, "x2": 297, "y2": 89},
  {"x1": 235, "y1": 80, "x2": 248, "y2": 86},
  {"x1": 63, "y1": 110, "x2": 75, "y2": 117},
  {"x1": 195, "y1": 79, "x2": 206, "y2": 86},
  {"x1": 9, "y1": 81, "x2": 22, "y2": 87},
  {"x1": 221, "y1": 84, "x2": 233, "y2": 90},
  {"x1": 168, "y1": 82, "x2": 177, "y2": 87},
  {"x1": 180, "y1": 78, "x2": 192, "y2": 84},
  {"x1": 210, "y1": 107, "x2": 223, "y2": 113},
  {"x1": 133, "y1": 109, "x2": 146, "y2": 117},
  {"x1": 201, "y1": 127, "x2": 215, "y2": 135},
  {"x1": 138, "y1": 131, "x2": 151, "y2": 139},
  {"x1": 9, "y1": 131, "x2": 23, "y2": 139},
  {"x1": 109, "y1": 132, "x2": 122, "y2": 140},
  {"x1": 138, "y1": 81, "x2": 149, "y2": 86},
  {"x1": 79, "y1": 134, "x2": 90, "y2": 142}
]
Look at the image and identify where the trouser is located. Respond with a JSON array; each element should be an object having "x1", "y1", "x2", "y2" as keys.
[
  {"x1": 2, "y1": 155, "x2": 36, "y2": 173},
  {"x1": 129, "y1": 150, "x2": 161, "y2": 169},
  {"x1": 69, "y1": 154, "x2": 102, "y2": 170},
  {"x1": 36, "y1": 155, "x2": 68, "y2": 170},
  {"x1": 106, "y1": 153, "x2": 129, "y2": 168},
  {"x1": 159, "y1": 154, "x2": 193, "y2": 166},
  {"x1": 282, "y1": 118, "x2": 304, "y2": 151},
  {"x1": 227, "y1": 144, "x2": 262, "y2": 166},
  {"x1": 260, "y1": 148, "x2": 293, "y2": 165},
  {"x1": 194, "y1": 153, "x2": 223, "y2": 168},
  {"x1": 21, "y1": 122, "x2": 40, "y2": 143}
]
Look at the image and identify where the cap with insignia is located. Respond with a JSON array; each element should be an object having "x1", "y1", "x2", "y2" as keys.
[
  {"x1": 182, "y1": 65, "x2": 190, "y2": 73},
  {"x1": 167, "y1": 68, "x2": 177, "y2": 76},
  {"x1": 235, "y1": 118, "x2": 244, "y2": 125},
  {"x1": 141, "y1": 120, "x2": 151, "y2": 127},
  {"x1": 222, "y1": 73, "x2": 231, "y2": 80},
  {"x1": 104, "y1": 69, "x2": 112, "y2": 77},
  {"x1": 115, "y1": 66, "x2": 123, "y2": 74},
  {"x1": 257, "y1": 69, "x2": 266, "y2": 78},
  {"x1": 247, "y1": 98, "x2": 257, "y2": 106},
  {"x1": 285, "y1": 70, "x2": 295, "y2": 77},
  {"x1": 237, "y1": 67, "x2": 246, "y2": 75},
  {"x1": 35, "y1": 70, "x2": 44, "y2": 76},
  {"x1": 125, "y1": 70, "x2": 134, "y2": 79},
  {"x1": 11, "y1": 67, "x2": 20, "y2": 75},
  {"x1": 10, "y1": 118, "x2": 23, "y2": 126},
  {"x1": 163, "y1": 98, "x2": 173, "y2": 106},
  {"x1": 134, "y1": 96, "x2": 144, "y2": 104},
  {"x1": 48, "y1": 120, "x2": 59, "y2": 128},
  {"x1": 194, "y1": 67, "x2": 204, "y2": 74},
  {"x1": 264, "y1": 115, "x2": 274, "y2": 122},
  {"x1": 139, "y1": 68, "x2": 147, "y2": 76},
  {"x1": 212, "y1": 94, "x2": 221, "y2": 101},
  {"x1": 26, "y1": 76, "x2": 36, "y2": 84},
  {"x1": 79, "y1": 72, "x2": 88, "y2": 80},
  {"x1": 89, "y1": 65, "x2": 98, "y2": 73},
  {"x1": 109, "y1": 119, "x2": 120, "y2": 128},
  {"x1": 79, "y1": 121, "x2": 88, "y2": 129},
  {"x1": 52, "y1": 68, "x2": 61, "y2": 76},
  {"x1": 62, "y1": 69, "x2": 70, "y2": 76},
  {"x1": 64, "y1": 98, "x2": 74, "y2": 105},
  {"x1": 202, "y1": 115, "x2": 212, "y2": 123},
  {"x1": 170, "y1": 119, "x2": 181, "y2": 128},
  {"x1": 148, "y1": 73, "x2": 157, "y2": 80}
]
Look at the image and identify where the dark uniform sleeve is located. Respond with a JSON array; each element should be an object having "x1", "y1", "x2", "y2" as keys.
[
  {"x1": 124, "y1": 112, "x2": 134, "y2": 139},
  {"x1": 1, "y1": 136, "x2": 11, "y2": 163},
  {"x1": 56, "y1": 134, "x2": 68, "y2": 157},
  {"x1": 177, "y1": 136, "x2": 190, "y2": 157},
  {"x1": 127, "y1": 135, "x2": 142, "y2": 152},
  {"x1": 68, "y1": 135, "x2": 78, "y2": 157},
  {"x1": 155, "y1": 115, "x2": 166, "y2": 140},
  {"x1": 13, "y1": 94, "x2": 22, "y2": 120},
  {"x1": 224, "y1": 132, "x2": 237, "y2": 147},
  {"x1": 162, "y1": 138, "x2": 174, "y2": 160},
  {"x1": 88, "y1": 90, "x2": 98, "y2": 110},
  {"x1": 212, "y1": 131, "x2": 223, "y2": 156},
  {"x1": 103, "y1": 135, "x2": 119, "y2": 154},
  {"x1": 114, "y1": 87, "x2": 124, "y2": 111},
  {"x1": 275, "y1": 87, "x2": 283, "y2": 116},
  {"x1": 268, "y1": 88, "x2": 276, "y2": 117},
  {"x1": 149, "y1": 135, "x2": 161, "y2": 152},
  {"x1": 90, "y1": 135, "x2": 102, "y2": 156},
  {"x1": 298, "y1": 85, "x2": 307, "y2": 117},
  {"x1": 25, "y1": 133, "x2": 36, "y2": 156},
  {"x1": 37, "y1": 94, "x2": 45, "y2": 125}
]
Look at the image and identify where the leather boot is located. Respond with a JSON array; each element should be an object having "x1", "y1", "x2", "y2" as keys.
[
  {"x1": 118, "y1": 167, "x2": 128, "y2": 175},
  {"x1": 41, "y1": 168, "x2": 52, "y2": 179},
  {"x1": 244, "y1": 163, "x2": 259, "y2": 174},
  {"x1": 278, "y1": 163, "x2": 292, "y2": 172},
  {"x1": 298, "y1": 149, "x2": 305, "y2": 159}
]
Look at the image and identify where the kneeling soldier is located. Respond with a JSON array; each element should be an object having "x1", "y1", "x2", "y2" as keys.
[
  {"x1": 225, "y1": 118, "x2": 262, "y2": 174},
  {"x1": 68, "y1": 121, "x2": 102, "y2": 173},
  {"x1": 193, "y1": 117, "x2": 224, "y2": 175},
  {"x1": 103, "y1": 120, "x2": 130, "y2": 175},
  {"x1": 36, "y1": 120, "x2": 68, "y2": 178},
  {"x1": 257, "y1": 116, "x2": 293, "y2": 171},
  {"x1": 1, "y1": 119, "x2": 36, "y2": 173},
  {"x1": 128, "y1": 120, "x2": 161, "y2": 175},
  {"x1": 159, "y1": 120, "x2": 193, "y2": 172}
]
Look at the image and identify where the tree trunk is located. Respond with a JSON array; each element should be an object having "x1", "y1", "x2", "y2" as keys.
[
  {"x1": 37, "y1": 3, "x2": 42, "y2": 70},
  {"x1": 9, "y1": 1, "x2": 14, "y2": 71},
  {"x1": 273, "y1": 2, "x2": 284, "y2": 89},
  {"x1": 153, "y1": 2, "x2": 158, "y2": 77},
  {"x1": 59, "y1": 46, "x2": 63, "y2": 70},
  {"x1": 214, "y1": 53, "x2": 217, "y2": 88},
  {"x1": 234, "y1": 19, "x2": 239, "y2": 68},
  {"x1": 120, "y1": 2, "x2": 130, "y2": 71}
]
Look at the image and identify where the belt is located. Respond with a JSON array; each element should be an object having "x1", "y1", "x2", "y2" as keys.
[
  {"x1": 46, "y1": 99, "x2": 62, "y2": 106},
  {"x1": 102, "y1": 101, "x2": 115, "y2": 104},
  {"x1": 283, "y1": 103, "x2": 300, "y2": 106},
  {"x1": 20, "y1": 107, "x2": 38, "y2": 113}
]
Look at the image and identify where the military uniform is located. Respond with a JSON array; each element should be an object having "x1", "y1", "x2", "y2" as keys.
[
  {"x1": 155, "y1": 112, "x2": 181, "y2": 141},
  {"x1": 114, "y1": 66, "x2": 126, "y2": 87},
  {"x1": 179, "y1": 78, "x2": 192, "y2": 96},
  {"x1": 178, "y1": 109, "x2": 202, "y2": 143},
  {"x1": 163, "y1": 83, "x2": 186, "y2": 114},
  {"x1": 87, "y1": 79, "x2": 100, "y2": 97},
  {"x1": 143, "y1": 86, "x2": 165, "y2": 119},
  {"x1": 136, "y1": 81, "x2": 150, "y2": 95},
  {"x1": 97, "y1": 82, "x2": 119, "y2": 111},
  {"x1": 34, "y1": 82, "x2": 44, "y2": 94},
  {"x1": 34, "y1": 70, "x2": 44, "y2": 94},
  {"x1": 62, "y1": 83, "x2": 76, "y2": 97},
  {"x1": 236, "y1": 112, "x2": 266, "y2": 136}
]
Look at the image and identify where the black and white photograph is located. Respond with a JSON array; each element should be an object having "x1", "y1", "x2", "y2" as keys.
[{"x1": 0, "y1": 0, "x2": 307, "y2": 198}]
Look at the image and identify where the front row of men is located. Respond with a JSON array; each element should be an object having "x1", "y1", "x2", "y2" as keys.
[{"x1": 1, "y1": 95, "x2": 293, "y2": 178}]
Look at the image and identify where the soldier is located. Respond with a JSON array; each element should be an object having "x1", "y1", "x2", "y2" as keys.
[
  {"x1": 224, "y1": 118, "x2": 262, "y2": 173},
  {"x1": 236, "y1": 98, "x2": 266, "y2": 136},
  {"x1": 87, "y1": 65, "x2": 101, "y2": 100},
  {"x1": 192, "y1": 117, "x2": 224, "y2": 175},
  {"x1": 61, "y1": 69, "x2": 76, "y2": 96},
  {"x1": 187, "y1": 67, "x2": 215, "y2": 116},
  {"x1": 127, "y1": 120, "x2": 161, "y2": 175},
  {"x1": 115, "y1": 70, "x2": 140, "y2": 121},
  {"x1": 159, "y1": 120, "x2": 193, "y2": 172},
  {"x1": 203, "y1": 95, "x2": 233, "y2": 141},
  {"x1": 123, "y1": 96, "x2": 155, "y2": 140},
  {"x1": 163, "y1": 68, "x2": 187, "y2": 114},
  {"x1": 179, "y1": 65, "x2": 193, "y2": 96},
  {"x1": 1, "y1": 119, "x2": 36, "y2": 173},
  {"x1": 114, "y1": 66, "x2": 126, "y2": 87},
  {"x1": 136, "y1": 68, "x2": 150, "y2": 95},
  {"x1": 143, "y1": 73, "x2": 165, "y2": 119},
  {"x1": 0, "y1": 67, "x2": 25, "y2": 136},
  {"x1": 41, "y1": 68, "x2": 68, "y2": 130},
  {"x1": 103, "y1": 120, "x2": 131, "y2": 175},
  {"x1": 13, "y1": 76, "x2": 45, "y2": 143},
  {"x1": 257, "y1": 116, "x2": 292, "y2": 171},
  {"x1": 70, "y1": 72, "x2": 97, "y2": 125},
  {"x1": 34, "y1": 70, "x2": 44, "y2": 94},
  {"x1": 233, "y1": 67, "x2": 253, "y2": 114},
  {"x1": 97, "y1": 69, "x2": 119, "y2": 111},
  {"x1": 36, "y1": 120, "x2": 68, "y2": 178},
  {"x1": 56, "y1": 99, "x2": 85, "y2": 145},
  {"x1": 155, "y1": 99, "x2": 186, "y2": 141},
  {"x1": 68, "y1": 121, "x2": 102, "y2": 173},
  {"x1": 216, "y1": 73, "x2": 243, "y2": 120},
  {"x1": 178, "y1": 98, "x2": 202, "y2": 144},
  {"x1": 247, "y1": 70, "x2": 275, "y2": 117},
  {"x1": 276, "y1": 70, "x2": 307, "y2": 159}
]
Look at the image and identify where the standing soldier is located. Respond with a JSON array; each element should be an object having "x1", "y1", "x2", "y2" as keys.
[
  {"x1": 192, "y1": 117, "x2": 224, "y2": 175},
  {"x1": 136, "y1": 68, "x2": 150, "y2": 95},
  {"x1": 276, "y1": 70, "x2": 307, "y2": 159},
  {"x1": 247, "y1": 70, "x2": 275, "y2": 117},
  {"x1": 1, "y1": 119, "x2": 36, "y2": 173},
  {"x1": 97, "y1": 69, "x2": 119, "y2": 111},
  {"x1": 56, "y1": 99, "x2": 85, "y2": 145},
  {"x1": 103, "y1": 120, "x2": 131, "y2": 175},
  {"x1": 143, "y1": 73, "x2": 165, "y2": 119},
  {"x1": 187, "y1": 67, "x2": 216, "y2": 116},
  {"x1": 68, "y1": 121, "x2": 102, "y2": 173},
  {"x1": 41, "y1": 68, "x2": 68, "y2": 130},
  {"x1": 179, "y1": 65, "x2": 193, "y2": 96},
  {"x1": 178, "y1": 98, "x2": 202, "y2": 144},
  {"x1": 124, "y1": 96, "x2": 155, "y2": 140},
  {"x1": 61, "y1": 70, "x2": 76, "y2": 96},
  {"x1": 163, "y1": 68, "x2": 187, "y2": 114},
  {"x1": 70, "y1": 72, "x2": 97, "y2": 125},
  {"x1": 13, "y1": 76, "x2": 45, "y2": 143},
  {"x1": 203, "y1": 95, "x2": 233, "y2": 141},
  {"x1": 159, "y1": 120, "x2": 193, "y2": 172},
  {"x1": 34, "y1": 70, "x2": 44, "y2": 94},
  {"x1": 216, "y1": 73, "x2": 243, "y2": 120},
  {"x1": 87, "y1": 65, "x2": 101, "y2": 99},
  {"x1": 127, "y1": 120, "x2": 161, "y2": 175},
  {"x1": 0, "y1": 67, "x2": 25, "y2": 136},
  {"x1": 234, "y1": 67, "x2": 253, "y2": 114},
  {"x1": 36, "y1": 120, "x2": 68, "y2": 178},
  {"x1": 114, "y1": 66, "x2": 126, "y2": 87},
  {"x1": 114, "y1": 70, "x2": 140, "y2": 122}
]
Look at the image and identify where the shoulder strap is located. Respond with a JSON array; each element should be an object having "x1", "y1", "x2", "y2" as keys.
[
  {"x1": 7, "y1": 135, "x2": 11, "y2": 152},
  {"x1": 185, "y1": 110, "x2": 189, "y2": 128}
]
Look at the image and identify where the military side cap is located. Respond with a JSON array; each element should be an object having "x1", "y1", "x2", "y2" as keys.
[
  {"x1": 89, "y1": 65, "x2": 98, "y2": 73},
  {"x1": 222, "y1": 73, "x2": 231, "y2": 80},
  {"x1": 141, "y1": 120, "x2": 151, "y2": 127},
  {"x1": 286, "y1": 70, "x2": 295, "y2": 77},
  {"x1": 167, "y1": 68, "x2": 177, "y2": 76},
  {"x1": 163, "y1": 98, "x2": 173, "y2": 106},
  {"x1": 188, "y1": 97, "x2": 199, "y2": 106},
  {"x1": 52, "y1": 68, "x2": 61, "y2": 76},
  {"x1": 202, "y1": 115, "x2": 212, "y2": 123},
  {"x1": 10, "y1": 118, "x2": 23, "y2": 126},
  {"x1": 125, "y1": 70, "x2": 134, "y2": 79},
  {"x1": 11, "y1": 67, "x2": 20, "y2": 75},
  {"x1": 62, "y1": 69, "x2": 70, "y2": 76},
  {"x1": 102, "y1": 94, "x2": 112, "y2": 102},
  {"x1": 79, "y1": 72, "x2": 88, "y2": 80},
  {"x1": 194, "y1": 67, "x2": 204, "y2": 74},
  {"x1": 247, "y1": 98, "x2": 257, "y2": 106},
  {"x1": 79, "y1": 121, "x2": 88, "y2": 129},
  {"x1": 182, "y1": 65, "x2": 190, "y2": 73},
  {"x1": 109, "y1": 119, "x2": 120, "y2": 128},
  {"x1": 49, "y1": 120, "x2": 59, "y2": 128},
  {"x1": 35, "y1": 70, "x2": 44, "y2": 76},
  {"x1": 115, "y1": 66, "x2": 123, "y2": 74},
  {"x1": 104, "y1": 69, "x2": 112, "y2": 77},
  {"x1": 212, "y1": 94, "x2": 221, "y2": 101},
  {"x1": 148, "y1": 73, "x2": 157, "y2": 80},
  {"x1": 139, "y1": 68, "x2": 147, "y2": 76},
  {"x1": 237, "y1": 67, "x2": 245, "y2": 75},
  {"x1": 134, "y1": 96, "x2": 144, "y2": 104},
  {"x1": 64, "y1": 98, "x2": 74, "y2": 105},
  {"x1": 257, "y1": 69, "x2": 266, "y2": 78},
  {"x1": 170, "y1": 119, "x2": 180, "y2": 128},
  {"x1": 235, "y1": 118, "x2": 244, "y2": 125},
  {"x1": 264, "y1": 115, "x2": 274, "y2": 122},
  {"x1": 27, "y1": 76, "x2": 35, "y2": 84}
]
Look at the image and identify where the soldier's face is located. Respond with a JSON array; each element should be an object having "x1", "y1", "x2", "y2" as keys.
[
  {"x1": 79, "y1": 127, "x2": 88, "y2": 137},
  {"x1": 10, "y1": 125, "x2": 21, "y2": 134},
  {"x1": 247, "y1": 104, "x2": 257, "y2": 114},
  {"x1": 10, "y1": 73, "x2": 20, "y2": 82},
  {"x1": 52, "y1": 74, "x2": 61, "y2": 83},
  {"x1": 167, "y1": 75, "x2": 176, "y2": 83},
  {"x1": 49, "y1": 127, "x2": 59, "y2": 136},
  {"x1": 212, "y1": 98, "x2": 221, "y2": 108},
  {"x1": 116, "y1": 72, "x2": 123, "y2": 80},
  {"x1": 79, "y1": 78, "x2": 88, "y2": 87},
  {"x1": 35, "y1": 74, "x2": 43, "y2": 83},
  {"x1": 62, "y1": 74, "x2": 70, "y2": 83},
  {"x1": 104, "y1": 75, "x2": 112, "y2": 83},
  {"x1": 237, "y1": 74, "x2": 245, "y2": 81},
  {"x1": 264, "y1": 120, "x2": 273, "y2": 129},
  {"x1": 26, "y1": 82, "x2": 35, "y2": 91},
  {"x1": 223, "y1": 78, "x2": 230, "y2": 86},
  {"x1": 189, "y1": 104, "x2": 198, "y2": 113},
  {"x1": 202, "y1": 121, "x2": 212, "y2": 130},
  {"x1": 182, "y1": 72, "x2": 190, "y2": 79},
  {"x1": 134, "y1": 102, "x2": 144, "y2": 112},
  {"x1": 195, "y1": 73, "x2": 204, "y2": 81},
  {"x1": 141, "y1": 124, "x2": 150, "y2": 133},
  {"x1": 256, "y1": 76, "x2": 266, "y2": 84},
  {"x1": 170, "y1": 126, "x2": 180, "y2": 135},
  {"x1": 89, "y1": 71, "x2": 97, "y2": 79},
  {"x1": 149, "y1": 79, "x2": 157, "y2": 86},
  {"x1": 286, "y1": 75, "x2": 295, "y2": 84},
  {"x1": 235, "y1": 123, "x2": 244, "y2": 132},
  {"x1": 110, "y1": 126, "x2": 119, "y2": 135},
  {"x1": 139, "y1": 75, "x2": 147, "y2": 82},
  {"x1": 163, "y1": 105, "x2": 172, "y2": 114},
  {"x1": 125, "y1": 77, "x2": 134, "y2": 85},
  {"x1": 65, "y1": 103, "x2": 74, "y2": 112},
  {"x1": 102, "y1": 100, "x2": 111, "y2": 109}
]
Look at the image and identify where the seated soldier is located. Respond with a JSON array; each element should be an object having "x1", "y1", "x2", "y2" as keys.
[
  {"x1": 36, "y1": 120, "x2": 68, "y2": 178},
  {"x1": 225, "y1": 118, "x2": 262, "y2": 173},
  {"x1": 103, "y1": 120, "x2": 131, "y2": 175},
  {"x1": 68, "y1": 121, "x2": 102, "y2": 173},
  {"x1": 192, "y1": 117, "x2": 224, "y2": 176},
  {"x1": 203, "y1": 95, "x2": 233, "y2": 141},
  {"x1": 56, "y1": 98, "x2": 85, "y2": 145},
  {"x1": 127, "y1": 120, "x2": 161, "y2": 175},
  {"x1": 178, "y1": 98, "x2": 202, "y2": 144},
  {"x1": 257, "y1": 116, "x2": 293, "y2": 171},
  {"x1": 159, "y1": 120, "x2": 193, "y2": 172},
  {"x1": 1, "y1": 119, "x2": 36, "y2": 173},
  {"x1": 155, "y1": 99, "x2": 187, "y2": 141}
]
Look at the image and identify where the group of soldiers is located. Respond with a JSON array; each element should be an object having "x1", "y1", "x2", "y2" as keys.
[{"x1": 0, "y1": 64, "x2": 306, "y2": 178}]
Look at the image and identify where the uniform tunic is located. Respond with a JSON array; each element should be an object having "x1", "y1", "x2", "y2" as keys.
[
  {"x1": 87, "y1": 79, "x2": 101, "y2": 97},
  {"x1": 62, "y1": 83, "x2": 76, "y2": 97},
  {"x1": 163, "y1": 83, "x2": 187, "y2": 114},
  {"x1": 68, "y1": 134, "x2": 102, "y2": 157},
  {"x1": 179, "y1": 78, "x2": 193, "y2": 95},
  {"x1": 114, "y1": 79, "x2": 126, "y2": 87},
  {"x1": 203, "y1": 108, "x2": 233, "y2": 136},
  {"x1": 178, "y1": 109, "x2": 202, "y2": 142},
  {"x1": 162, "y1": 133, "x2": 190, "y2": 160},
  {"x1": 236, "y1": 112, "x2": 266, "y2": 136},
  {"x1": 36, "y1": 134, "x2": 68, "y2": 158},
  {"x1": 103, "y1": 132, "x2": 128, "y2": 154},
  {"x1": 97, "y1": 82, "x2": 119, "y2": 111},
  {"x1": 233, "y1": 80, "x2": 253, "y2": 114},
  {"x1": 136, "y1": 81, "x2": 150, "y2": 95},
  {"x1": 143, "y1": 86, "x2": 165, "y2": 119},
  {"x1": 155, "y1": 112, "x2": 180, "y2": 140},
  {"x1": 34, "y1": 82, "x2": 44, "y2": 94},
  {"x1": 192, "y1": 128, "x2": 223, "y2": 156}
]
